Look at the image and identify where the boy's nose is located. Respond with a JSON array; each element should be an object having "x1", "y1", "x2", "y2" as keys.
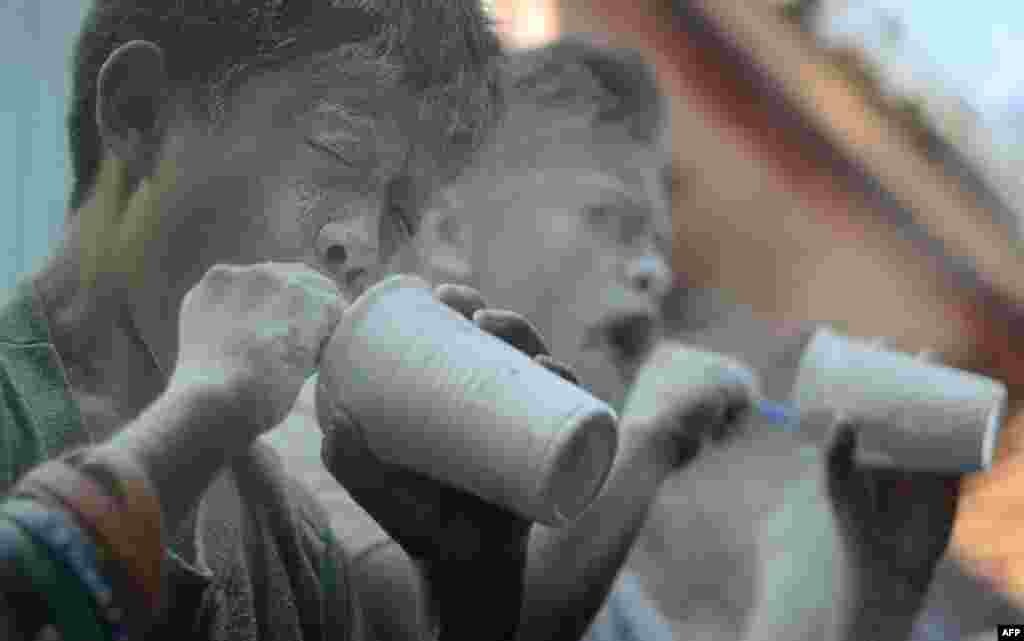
[
  {"x1": 316, "y1": 216, "x2": 379, "y2": 293},
  {"x1": 624, "y1": 252, "x2": 671, "y2": 298}
]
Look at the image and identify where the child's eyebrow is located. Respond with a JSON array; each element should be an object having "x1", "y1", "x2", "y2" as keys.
[
  {"x1": 654, "y1": 227, "x2": 672, "y2": 257},
  {"x1": 661, "y1": 160, "x2": 693, "y2": 200}
]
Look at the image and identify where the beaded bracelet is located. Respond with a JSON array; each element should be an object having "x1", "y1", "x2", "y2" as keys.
[
  {"x1": 0, "y1": 514, "x2": 108, "y2": 641},
  {"x1": 14, "y1": 454, "x2": 164, "y2": 613},
  {"x1": 73, "y1": 447, "x2": 164, "y2": 610},
  {"x1": 1, "y1": 498, "x2": 127, "y2": 640}
]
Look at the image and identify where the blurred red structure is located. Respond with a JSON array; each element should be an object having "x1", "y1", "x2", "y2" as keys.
[{"x1": 499, "y1": 0, "x2": 1024, "y2": 602}]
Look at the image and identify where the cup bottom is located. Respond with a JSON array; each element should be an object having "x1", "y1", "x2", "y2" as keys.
[{"x1": 547, "y1": 411, "x2": 618, "y2": 525}]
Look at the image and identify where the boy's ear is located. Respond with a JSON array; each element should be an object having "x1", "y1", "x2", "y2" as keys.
[{"x1": 96, "y1": 40, "x2": 171, "y2": 179}]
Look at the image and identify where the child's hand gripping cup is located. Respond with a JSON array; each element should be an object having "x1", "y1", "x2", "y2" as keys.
[
  {"x1": 620, "y1": 340, "x2": 762, "y2": 450},
  {"x1": 791, "y1": 326, "x2": 1008, "y2": 473},
  {"x1": 315, "y1": 274, "x2": 620, "y2": 527}
]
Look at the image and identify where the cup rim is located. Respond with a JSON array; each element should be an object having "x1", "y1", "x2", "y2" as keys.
[
  {"x1": 540, "y1": 404, "x2": 619, "y2": 525},
  {"x1": 336, "y1": 273, "x2": 433, "y2": 341},
  {"x1": 981, "y1": 385, "x2": 1008, "y2": 469}
]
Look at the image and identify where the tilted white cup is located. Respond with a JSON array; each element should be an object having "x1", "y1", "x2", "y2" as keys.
[
  {"x1": 316, "y1": 274, "x2": 619, "y2": 527},
  {"x1": 791, "y1": 327, "x2": 1008, "y2": 473}
]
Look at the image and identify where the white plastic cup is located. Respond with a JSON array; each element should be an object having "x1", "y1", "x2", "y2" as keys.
[
  {"x1": 316, "y1": 274, "x2": 619, "y2": 527},
  {"x1": 791, "y1": 327, "x2": 1008, "y2": 473}
]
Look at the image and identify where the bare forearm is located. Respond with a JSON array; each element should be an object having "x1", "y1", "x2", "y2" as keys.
[
  {"x1": 101, "y1": 378, "x2": 249, "y2": 533},
  {"x1": 519, "y1": 433, "x2": 673, "y2": 641},
  {"x1": 351, "y1": 526, "x2": 527, "y2": 641},
  {"x1": 426, "y1": 541, "x2": 527, "y2": 641},
  {"x1": 842, "y1": 565, "x2": 932, "y2": 641}
]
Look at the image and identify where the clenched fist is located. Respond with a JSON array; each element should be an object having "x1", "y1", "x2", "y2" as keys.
[{"x1": 172, "y1": 262, "x2": 345, "y2": 436}]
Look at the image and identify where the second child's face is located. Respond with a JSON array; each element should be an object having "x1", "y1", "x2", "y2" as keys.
[{"x1": 448, "y1": 117, "x2": 673, "y2": 409}]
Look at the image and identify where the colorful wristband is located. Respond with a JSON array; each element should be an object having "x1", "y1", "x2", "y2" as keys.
[
  {"x1": 14, "y1": 456, "x2": 164, "y2": 613},
  {"x1": 1, "y1": 498, "x2": 112, "y2": 605},
  {"x1": 0, "y1": 498, "x2": 126, "y2": 640},
  {"x1": 75, "y1": 448, "x2": 164, "y2": 607},
  {"x1": 0, "y1": 514, "x2": 108, "y2": 641}
]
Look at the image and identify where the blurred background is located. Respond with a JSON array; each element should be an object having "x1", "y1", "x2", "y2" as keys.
[
  {"x1": 0, "y1": 2, "x2": 89, "y2": 291},
  {"x1": 486, "y1": 0, "x2": 1024, "y2": 609},
  {"x1": 6, "y1": 0, "x2": 1024, "y2": 622}
]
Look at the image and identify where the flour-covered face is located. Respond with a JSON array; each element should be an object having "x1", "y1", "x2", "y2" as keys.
[
  {"x1": 433, "y1": 116, "x2": 673, "y2": 409},
  {"x1": 133, "y1": 49, "x2": 458, "y2": 337}
]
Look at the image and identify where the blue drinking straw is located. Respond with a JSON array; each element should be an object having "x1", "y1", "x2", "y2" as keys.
[
  {"x1": 716, "y1": 368, "x2": 799, "y2": 432},
  {"x1": 758, "y1": 399, "x2": 798, "y2": 431}
]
